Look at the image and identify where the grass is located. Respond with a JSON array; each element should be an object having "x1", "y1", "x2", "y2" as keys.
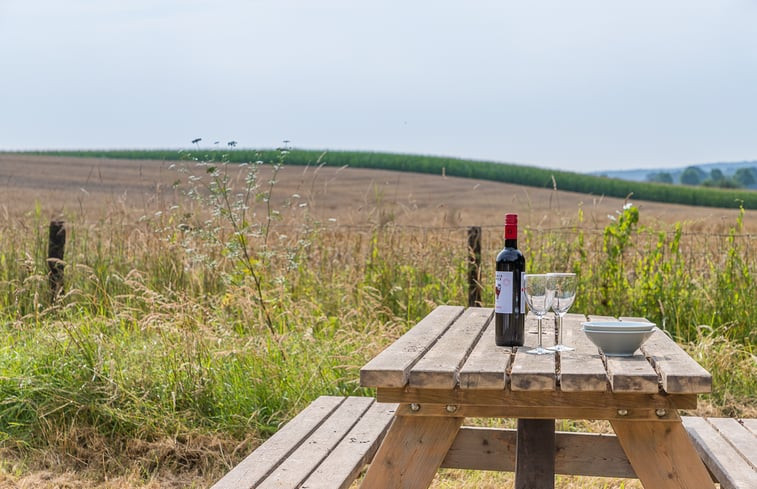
[{"x1": 0, "y1": 158, "x2": 754, "y2": 487}]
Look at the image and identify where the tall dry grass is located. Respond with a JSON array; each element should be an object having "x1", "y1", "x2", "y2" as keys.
[{"x1": 0, "y1": 159, "x2": 753, "y2": 488}]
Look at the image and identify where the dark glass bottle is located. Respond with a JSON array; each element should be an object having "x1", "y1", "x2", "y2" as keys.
[{"x1": 494, "y1": 214, "x2": 526, "y2": 346}]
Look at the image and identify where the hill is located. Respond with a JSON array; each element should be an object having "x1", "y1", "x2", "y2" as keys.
[
  {"x1": 0, "y1": 153, "x2": 753, "y2": 232},
  {"x1": 15, "y1": 149, "x2": 757, "y2": 210}
]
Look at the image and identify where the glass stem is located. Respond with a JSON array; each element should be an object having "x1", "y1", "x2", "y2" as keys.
[
  {"x1": 558, "y1": 315, "x2": 563, "y2": 344},
  {"x1": 537, "y1": 316, "x2": 543, "y2": 348}
]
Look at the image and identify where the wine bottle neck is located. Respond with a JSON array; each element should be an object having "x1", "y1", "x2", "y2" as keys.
[
  {"x1": 504, "y1": 223, "x2": 517, "y2": 244},
  {"x1": 505, "y1": 238, "x2": 518, "y2": 249}
]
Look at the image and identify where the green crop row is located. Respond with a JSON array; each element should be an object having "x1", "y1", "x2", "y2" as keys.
[{"x1": 19, "y1": 148, "x2": 757, "y2": 209}]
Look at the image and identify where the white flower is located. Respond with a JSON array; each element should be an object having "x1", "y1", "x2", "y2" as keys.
[
  {"x1": 623, "y1": 202, "x2": 634, "y2": 210},
  {"x1": 608, "y1": 215, "x2": 616, "y2": 221}
]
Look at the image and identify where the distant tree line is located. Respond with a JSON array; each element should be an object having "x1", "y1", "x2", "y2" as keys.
[{"x1": 647, "y1": 166, "x2": 757, "y2": 189}]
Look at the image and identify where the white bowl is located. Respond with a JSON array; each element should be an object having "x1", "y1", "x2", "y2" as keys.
[{"x1": 581, "y1": 327, "x2": 657, "y2": 357}]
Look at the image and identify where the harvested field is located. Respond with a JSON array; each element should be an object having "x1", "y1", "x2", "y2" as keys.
[{"x1": 1, "y1": 154, "x2": 754, "y2": 232}]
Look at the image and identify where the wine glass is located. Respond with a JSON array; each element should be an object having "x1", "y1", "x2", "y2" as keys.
[
  {"x1": 523, "y1": 274, "x2": 555, "y2": 355},
  {"x1": 547, "y1": 272, "x2": 577, "y2": 352}
]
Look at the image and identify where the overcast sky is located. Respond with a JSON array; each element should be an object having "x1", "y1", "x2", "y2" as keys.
[{"x1": 1, "y1": 0, "x2": 756, "y2": 173}]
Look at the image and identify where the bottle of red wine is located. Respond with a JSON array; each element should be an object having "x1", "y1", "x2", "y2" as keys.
[{"x1": 495, "y1": 213, "x2": 526, "y2": 346}]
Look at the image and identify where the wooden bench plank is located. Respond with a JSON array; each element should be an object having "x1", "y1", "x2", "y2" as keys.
[
  {"x1": 510, "y1": 314, "x2": 556, "y2": 391},
  {"x1": 742, "y1": 418, "x2": 757, "y2": 437},
  {"x1": 707, "y1": 417, "x2": 757, "y2": 470},
  {"x1": 589, "y1": 315, "x2": 658, "y2": 393},
  {"x1": 360, "y1": 305, "x2": 464, "y2": 388},
  {"x1": 682, "y1": 416, "x2": 757, "y2": 489},
  {"x1": 257, "y1": 397, "x2": 375, "y2": 489},
  {"x1": 409, "y1": 307, "x2": 491, "y2": 389},
  {"x1": 458, "y1": 315, "x2": 511, "y2": 389},
  {"x1": 559, "y1": 313, "x2": 608, "y2": 392},
  {"x1": 210, "y1": 396, "x2": 345, "y2": 489},
  {"x1": 300, "y1": 401, "x2": 398, "y2": 489},
  {"x1": 441, "y1": 426, "x2": 636, "y2": 478},
  {"x1": 622, "y1": 316, "x2": 712, "y2": 394}
]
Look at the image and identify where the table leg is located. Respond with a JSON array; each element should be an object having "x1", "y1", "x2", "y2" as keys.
[
  {"x1": 360, "y1": 414, "x2": 463, "y2": 489},
  {"x1": 611, "y1": 419, "x2": 716, "y2": 489},
  {"x1": 515, "y1": 419, "x2": 555, "y2": 489}
]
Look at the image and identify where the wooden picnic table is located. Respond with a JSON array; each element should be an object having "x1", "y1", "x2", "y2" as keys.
[{"x1": 358, "y1": 305, "x2": 715, "y2": 489}]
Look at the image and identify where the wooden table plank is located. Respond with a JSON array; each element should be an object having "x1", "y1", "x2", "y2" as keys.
[
  {"x1": 360, "y1": 305, "x2": 464, "y2": 388},
  {"x1": 589, "y1": 315, "x2": 659, "y2": 393},
  {"x1": 621, "y1": 317, "x2": 712, "y2": 394},
  {"x1": 559, "y1": 313, "x2": 608, "y2": 392},
  {"x1": 510, "y1": 313, "x2": 556, "y2": 391},
  {"x1": 378, "y1": 387, "x2": 695, "y2": 410},
  {"x1": 606, "y1": 356, "x2": 660, "y2": 393},
  {"x1": 258, "y1": 397, "x2": 375, "y2": 489},
  {"x1": 458, "y1": 310, "x2": 511, "y2": 389},
  {"x1": 409, "y1": 307, "x2": 492, "y2": 389},
  {"x1": 211, "y1": 396, "x2": 345, "y2": 489}
]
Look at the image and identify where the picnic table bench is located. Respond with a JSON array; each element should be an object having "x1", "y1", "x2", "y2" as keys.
[
  {"x1": 210, "y1": 396, "x2": 396, "y2": 489},
  {"x1": 682, "y1": 416, "x2": 757, "y2": 489},
  {"x1": 211, "y1": 306, "x2": 756, "y2": 489}
]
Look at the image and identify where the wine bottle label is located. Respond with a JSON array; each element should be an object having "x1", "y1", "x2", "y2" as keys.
[{"x1": 495, "y1": 271, "x2": 513, "y2": 313}]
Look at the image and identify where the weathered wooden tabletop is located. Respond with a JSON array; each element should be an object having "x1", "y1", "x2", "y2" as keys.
[{"x1": 361, "y1": 305, "x2": 711, "y2": 398}]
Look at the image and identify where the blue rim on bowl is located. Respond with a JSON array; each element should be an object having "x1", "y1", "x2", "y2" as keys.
[{"x1": 581, "y1": 321, "x2": 655, "y2": 332}]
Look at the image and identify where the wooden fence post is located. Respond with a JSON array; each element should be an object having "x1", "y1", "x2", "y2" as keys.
[
  {"x1": 467, "y1": 226, "x2": 482, "y2": 307},
  {"x1": 48, "y1": 220, "x2": 66, "y2": 301}
]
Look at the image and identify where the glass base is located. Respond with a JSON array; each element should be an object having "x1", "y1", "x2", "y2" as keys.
[
  {"x1": 548, "y1": 344, "x2": 575, "y2": 352},
  {"x1": 526, "y1": 346, "x2": 555, "y2": 355}
]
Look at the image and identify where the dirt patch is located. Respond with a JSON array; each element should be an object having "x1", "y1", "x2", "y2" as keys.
[{"x1": 0, "y1": 430, "x2": 244, "y2": 489}]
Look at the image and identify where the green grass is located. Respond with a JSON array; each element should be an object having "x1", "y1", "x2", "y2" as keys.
[
  {"x1": 0, "y1": 160, "x2": 754, "y2": 484},
  {"x1": 15, "y1": 148, "x2": 757, "y2": 209}
]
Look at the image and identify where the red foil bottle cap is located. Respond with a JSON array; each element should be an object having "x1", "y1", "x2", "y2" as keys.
[{"x1": 504, "y1": 214, "x2": 518, "y2": 240}]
